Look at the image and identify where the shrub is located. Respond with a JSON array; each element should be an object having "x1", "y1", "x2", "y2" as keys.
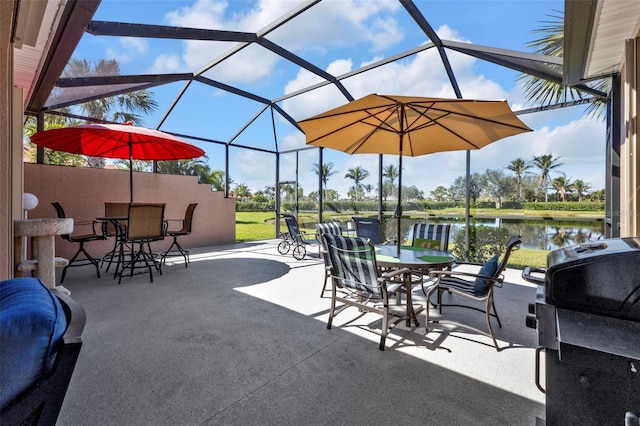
[
  {"x1": 452, "y1": 224, "x2": 511, "y2": 262},
  {"x1": 523, "y1": 201, "x2": 604, "y2": 212}
]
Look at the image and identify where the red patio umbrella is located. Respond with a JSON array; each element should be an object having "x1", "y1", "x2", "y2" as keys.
[{"x1": 31, "y1": 122, "x2": 205, "y2": 202}]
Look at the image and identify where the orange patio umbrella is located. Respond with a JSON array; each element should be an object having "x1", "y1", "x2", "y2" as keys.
[{"x1": 298, "y1": 94, "x2": 533, "y2": 256}]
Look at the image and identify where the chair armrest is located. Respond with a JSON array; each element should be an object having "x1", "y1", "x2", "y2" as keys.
[
  {"x1": 450, "y1": 260, "x2": 483, "y2": 267},
  {"x1": 428, "y1": 269, "x2": 504, "y2": 285},
  {"x1": 75, "y1": 220, "x2": 102, "y2": 235},
  {"x1": 164, "y1": 219, "x2": 184, "y2": 232},
  {"x1": 379, "y1": 268, "x2": 413, "y2": 281}
]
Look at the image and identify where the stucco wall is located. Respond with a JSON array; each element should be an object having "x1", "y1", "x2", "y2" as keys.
[
  {"x1": 24, "y1": 163, "x2": 235, "y2": 260},
  {"x1": 1, "y1": 1, "x2": 13, "y2": 279}
]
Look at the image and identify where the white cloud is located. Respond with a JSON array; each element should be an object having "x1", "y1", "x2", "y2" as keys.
[
  {"x1": 158, "y1": 0, "x2": 405, "y2": 85},
  {"x1": 230, "y1": 148, "x2": 276, "y2": 192},
  {"x1": 105, "y1": 37, "x2": 149, "y2": 65},
  {"x1": 281, "y1": 24, "x2": 506, "y2": 122},
  {"x1": 148, "y1": 54, "x2": 184, "y2": 73}
]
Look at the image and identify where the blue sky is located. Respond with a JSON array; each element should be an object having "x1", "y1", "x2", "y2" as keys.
[{"x1": 69, "y1": 0, "x2": 605, "y2": 198}]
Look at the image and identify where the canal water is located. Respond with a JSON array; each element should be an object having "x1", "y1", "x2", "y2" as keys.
[
  {"x1": 382, "y1": 216, "x2": 605, "y2": 251},
  {"x1": 452, "y1": 217, "x2": 605, "y2": 251}
]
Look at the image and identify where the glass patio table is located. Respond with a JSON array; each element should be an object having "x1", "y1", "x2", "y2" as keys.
[{"x1": 374, "y1": 245, "x2": 456, "y2": 326}]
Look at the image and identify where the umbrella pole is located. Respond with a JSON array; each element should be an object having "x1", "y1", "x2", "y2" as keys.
[
  {"x1": 396, "y1": 112, "x2": 405, "y2": 257},
  {"x1": 129, "y1": 135, "x2": 133, "y2": 203},
  {"x1": 129, "y1": 158, "x2": 133, "y2": 203},
  {"x1": 396, "y1": 153, "x2": 402, "y2": 257}
]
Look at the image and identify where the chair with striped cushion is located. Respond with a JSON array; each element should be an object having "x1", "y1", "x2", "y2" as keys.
[
  {"x1": 322, "y1": 234, "x2": 416, "y2": 351},
  {"x1": 410, "y1": 223, "x2": 451, "y2": 252},
  {"x1": 315, "y1": 222, "x2": 343, "y2": 297},
  {"x1": 406, "y1": 223, "x2": 453, "y2": 286},
  {"x1": 425, "y1": 235, "x2": 521, "y2": 350}
]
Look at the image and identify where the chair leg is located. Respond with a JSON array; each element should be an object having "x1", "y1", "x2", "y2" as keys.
[
  {"x1": 102, "y1": 236, "x2": 124, "y2": 273},
  {"x1": 424, "y1": 284, "x2": 440, "y2": 334},
  {"x1": 485, "y1": 293, "x2": 501, "y2": 351},
  {"x1": 146, "y1": 240, "x2": 162, "y2": 273},
  {"x1": 118, "y1": 241, "x2": 156, "y2": 284},
  {"x1": 486, "y1": 301, "x2": 500, "y2": 351},
  {"x1": 320, "y1": 272, "x2": 329, "y2": 297},
  {"x1": 379, "y1": 309, "x2": 389, "y2": 351},
  {"x1": 326, "y1": 287, "x2": 337, "y2": 329},
  {"x1": 161, "y1": 236, "x2": 189, "y2": 267},
  {"x1": 60, "y1": 242, "x2": 100, "y2": 283},
  {"x1": 490, "y1": 294, "x2": 502, "y2": 328}
]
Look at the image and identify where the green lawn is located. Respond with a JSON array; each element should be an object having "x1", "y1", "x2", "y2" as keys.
[
  {"x1": 235, "y1": 211, "x2": 550, "y2": 268},
  {"x1": 235, "y1": 211, "x2": 279, "y2": 241}
]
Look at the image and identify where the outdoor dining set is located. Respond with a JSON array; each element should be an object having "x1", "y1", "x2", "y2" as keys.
[
  {"x1": 53, "y1": 201, "x2": 198, "y2": 285},
  {"x1": 279, "y1": 212, "x2": 521, "y2": 351}
]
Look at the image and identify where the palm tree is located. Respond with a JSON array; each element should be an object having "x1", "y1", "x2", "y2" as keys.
[
  {"x1": 518, "y1": 11, "x2": 608, "y2": 119},
  {"x1": 344, "y1": 166, "x2": 369, "y2": 201},
  {"x1": 506, "y1": 158, "x2": 531, "y2": 201},
  {"x1": 263, "y1": 185, "x2": 276, "y2": 200},
  {"x1": 363, "y1": 184, "x2": 374, "y2": 199},
  {"x1": 573, "y1": 179, "x2": 592, "y2": 202},
  {"x1": 209, "y1": 170, "x2": 226, "y2": 191},
  {"x1": 23, "y1": 114, "x2": 85, "y2": 166},
  {"x1": 62, "y1": 58, "x2": 158, "y2": 168},
  {"x1": 114, "y1": 159, "x2": 151, "y2": 172},
  {"x1": 532, "y1": 154, "x2": 563, "y2": 202},
  {"x1": 550, "y1": 173, "x2": 573, "y2": 202},
  {"x1": 232, "y1": 183, "x2": 252, "y2": 201},
  {"x1": 383, "y1": 164, "x2": 399, "y2": 188},
  {"x1": 312, "y1": 162, "x2": 337, "y2": 200}
]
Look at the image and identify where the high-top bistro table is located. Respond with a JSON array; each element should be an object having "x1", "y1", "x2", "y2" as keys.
[
  {"x1": 375, "y1": 245, "x2": 456, "y2": 326},
  {"x1": 96, "y1": 215, "x2": 128, "y2": 273}
]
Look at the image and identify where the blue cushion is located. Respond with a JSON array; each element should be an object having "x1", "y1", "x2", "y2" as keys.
[
  {"x1": 0, "y1": 278, "x2": 67, "y2": 409},
  {"x1": 474, "y1": 255, "x2": 499, "y2": 296}
]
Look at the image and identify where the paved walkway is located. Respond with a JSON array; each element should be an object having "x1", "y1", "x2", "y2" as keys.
[{"x1": 56, "y1": 239, "x2": 545, "y2": 425}]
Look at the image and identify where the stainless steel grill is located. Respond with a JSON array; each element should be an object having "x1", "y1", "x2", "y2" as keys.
[{"x1": 523, "y1": 238, "x2": 640, "y2": 425}]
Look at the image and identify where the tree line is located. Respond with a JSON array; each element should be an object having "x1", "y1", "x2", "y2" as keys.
[{"x1": 256, "y1": 154, "x2": 601, "y2": 205}]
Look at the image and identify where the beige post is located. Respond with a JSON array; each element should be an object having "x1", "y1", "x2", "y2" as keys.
[{"x1": 14, "y1": 218, "x2": 73, "y2": 294}]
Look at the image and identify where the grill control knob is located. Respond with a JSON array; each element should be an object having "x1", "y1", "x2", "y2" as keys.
[
  {"x1": 528, "y1": 303, "x2": 536, "y2": 314},
  {"x1": 525, "y1": 315, "x2": 537, "y2": 329}
]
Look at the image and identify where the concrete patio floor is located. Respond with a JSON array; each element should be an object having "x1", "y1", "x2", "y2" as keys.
[{"x1": 55, "y1": 239, "x2": 545, "y2": 425}]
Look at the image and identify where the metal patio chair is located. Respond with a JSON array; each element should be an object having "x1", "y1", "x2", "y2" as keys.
[
  {"x1": 161, "y1": 203, "x2": 197, "y2": 267},
  {"x1": 315, "y1": 221, "x2": 343, "y2": 296},
  {"x1": 352, "y1": 216, "x2": 395, "y2": 245},
  {"x1": 410, "y1": 223, "x2": 451, "y2": 252},
  {"x1": 115, "y1": 203, "x2": 166, "y2": 284},
  {"x1": 322, "y1": 233, "x2": 415, "y2": 351},
  {"x1": 424, "y1": 235, "x2": 522, "y2": 350},
  {"x1": 51, "y1": 202, "x2": 105, "y2": 282}
]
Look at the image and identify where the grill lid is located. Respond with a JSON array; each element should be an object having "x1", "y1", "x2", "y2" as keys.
[{"x1": 545, "y1": 238, "x2": 640, "y2": 320}]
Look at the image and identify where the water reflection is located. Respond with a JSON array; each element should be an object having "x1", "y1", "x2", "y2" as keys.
[{"x1": 387, "y1": 217, "x2": 605, "y2": 251}]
